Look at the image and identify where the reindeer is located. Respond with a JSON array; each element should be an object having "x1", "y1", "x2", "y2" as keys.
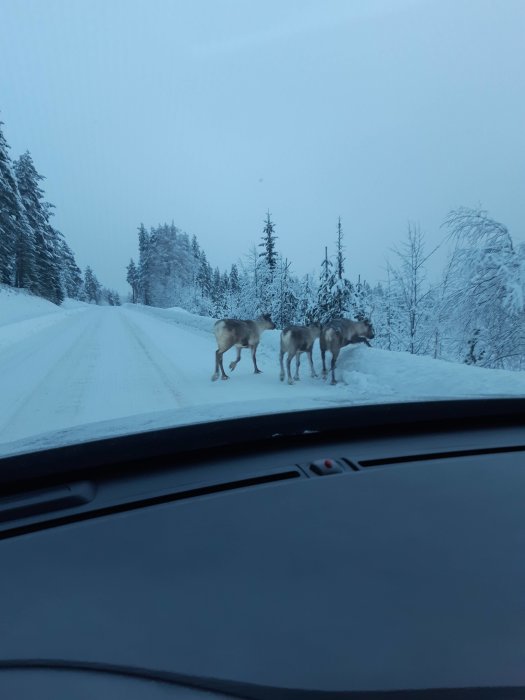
[
  {"x1": 279, "y1": 323, "x2": 321, "y2": 385},
  {"x1": 320, "y1": 318, "x2": 375, "y2": 385},
  {"x1": 212, "y1": 314, "x2": 276, "y2": 381}
]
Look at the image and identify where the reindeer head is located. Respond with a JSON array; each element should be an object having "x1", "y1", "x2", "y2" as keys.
[
  {"x1": 258, "y1": 313, "x2": 276, "y2": 330},
  {"x1": 308, "y1": 321, "x2": 322, "y2": 339},
  {"x1": 361, "y1": 319, "x2": 375, "y2": 339}
]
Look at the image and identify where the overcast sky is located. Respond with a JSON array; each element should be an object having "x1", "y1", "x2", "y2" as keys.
[{"x1": 1, "y1": 0, "x2": 524, "y2": 291}]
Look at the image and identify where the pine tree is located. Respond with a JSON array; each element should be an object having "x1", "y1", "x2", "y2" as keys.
[
  {"x1": 126, "y1": 258, "x2": 140, "y2": 303},
  {"x1": 190, "y1": 234, "x2": 201, "y2": 297},
  {"x1": 136, "y1": 223, "x2": 203, "y2": 309},
  {"x1": 221, "y1": 270, "x2": 230, "y2": 298},
  {"x1": 332, "y1": 217, "x2": 353, "y2": 317},
  {"x1": 229, "y1": 263, "x2": 240, "y2": 295},
  {"x1": 196, "y1": 251, "x2": 213, "y2": 300},
  {"x1": 84, "y1": 266, "x2": 101, "y2": 304},
  {"x1": 59, "y1": 238, "x2": 83, "y2": 299},
  {"x1": 258, "y1": 210, "x2": 278, "y2": 271},
  {"x1": 101, "y1": 287, "x2": 121, "y2": 306},
  {"x1": 211, "y1": 267, "x2": 225, "y2": 316},
  {"x1": 13, "y1": 215, "x2": 36, "y2": 290},
  {"x1": 15, "y1": 152, "x2": 63, "y2": 303},
  {"x1": 257, "y1": 212, "x2": 278, "y2": 315},
  {"x1": 0, "y1": 121, "x2": 27, "y2": 285},
  {"x1": 314, "y1": 246, "x2": 337, "y2": 323},
  {"x1": 299, "y1": 274, "x2": 317, "y2": 324},
  {"x1": 353, "y1": 275, "x2": 366, "y2": 320},
  {"x1": 138, "y1": 223, "x2": 151, "y2": 305},
  {"x1": 191, "y1": 234, "x2": 200, "y2": 261},
  {"x1": 275, "y1": 257, "x2": 296, "y2": 327},
  {"x1": 335, "y1": 217, "x2": 344, "y2": 280}
]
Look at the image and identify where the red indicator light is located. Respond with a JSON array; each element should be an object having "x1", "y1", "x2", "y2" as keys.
[{"x1": 324, "y1": 459, "x2": 333, "y2": 468}]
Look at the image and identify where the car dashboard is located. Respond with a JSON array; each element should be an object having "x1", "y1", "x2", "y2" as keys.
[{"x1": 1, "y1": 400, "x2": 525, "y2": 700}]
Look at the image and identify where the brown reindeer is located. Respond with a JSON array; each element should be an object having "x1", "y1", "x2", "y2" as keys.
[
  {"x1": 320, "y1": 318, "x2": 375, "y2": 385},
  {"x1": 279, "y1": 323, "x2": 321, "y2": 385},
  {"x1": 212, "y1": 314, "x2": 276, "y2": 381}
]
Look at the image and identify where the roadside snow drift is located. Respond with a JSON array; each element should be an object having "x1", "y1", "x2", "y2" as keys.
[{"x1": 1, "y1": 288, "x2": 524, "y2": 456}]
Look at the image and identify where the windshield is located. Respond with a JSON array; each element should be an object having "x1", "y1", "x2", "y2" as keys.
[{"x1": 0, "y1": 0, "x2": 524, "y2": 456}]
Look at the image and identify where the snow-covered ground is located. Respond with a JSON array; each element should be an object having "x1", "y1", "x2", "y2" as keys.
[{"x1": 1, "y1": 286, "x2": 524, "y2": 457}]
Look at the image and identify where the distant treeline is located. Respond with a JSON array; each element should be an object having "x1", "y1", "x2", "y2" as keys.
[
  {"x1": 0, "y1": 118, "x2": 119, "y2": 306},
  {"x1": 128, "y1": 209, "x2": 525, "y2": 371}
]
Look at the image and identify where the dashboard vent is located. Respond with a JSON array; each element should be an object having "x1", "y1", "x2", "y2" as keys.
[
  {"x1": 357, "y1": 445, "x2": 525, "y2": 468},
  {"x1": 0, "y1": 469, "x2": 302, "y2": 540}
]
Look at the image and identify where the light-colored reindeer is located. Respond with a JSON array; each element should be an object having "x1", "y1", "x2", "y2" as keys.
[
  {"x1": 212, "y1": 314, "x2": 276, "y2": 381},
  {"x1": 279, "y1": 323, "x2": 321, "y2": 385},
  {"x1": 320, "y1": 319, "x2": 375, "y2": 385}
]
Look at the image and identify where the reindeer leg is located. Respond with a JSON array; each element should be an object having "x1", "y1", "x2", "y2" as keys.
[
  {"x1": 251, "y1": 343, "x2": 262, "y2": 374},
  {"x1": 286, "y1": 352, "x2": 294, "y2": 385},
  {"x1": 330, "y1": 348, "x2": 340, "y2": 385},
  {"x1": 217, "y1": 350, "x2": 229, "y2": 380},
  {"x1": 219, "y1": 351, "x2": 229, "y2": 380},
  {"x1": 212, "y1": 349, "x2": 221, "y2": 381},
  {"x1": 229, "y1": 346, "x2": 242, "y2": 371},
  {"x1": 321, "y1": 348, "x2": 327, "y2": 380},
  {"x1": 293, "y1": 352, "x2": 300, "y2": 381},
  {"x1": 308, "y1": 349, "x2": 318, "y2": 378},
  {"x1": 279, "y1": 349, "x2": 285, "y2": 382}
]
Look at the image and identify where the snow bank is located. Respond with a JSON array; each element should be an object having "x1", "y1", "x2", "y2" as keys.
[
  {"x1": 123, "y1": 303, "x2": 216, "y2": 335},
  {"x1": 0, "y1": 285, "x2": 88, "y2": 325},
  {"x1": 0, "y1": 284, "x2": 62, "y2": 326},
  {"x1": 0, "y1": 285, "x2": 87, "y2": 353},
  {"x1": 61, "y1": 298, "x2": 90, "y2": 310},
  {"x1": 337, "y1": 345, "x2": 525, "y2": 401}
]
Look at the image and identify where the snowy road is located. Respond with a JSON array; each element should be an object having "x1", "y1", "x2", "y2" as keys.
[
  {"x1": 0, "y1": 306, "x2": 186, "y2": 443},
  {"x1": 1, "y1": 297, "x2": 525, "y2": 453},
  {"x1": 0, "y1": 303, "x2": 331, "y2": 446}
]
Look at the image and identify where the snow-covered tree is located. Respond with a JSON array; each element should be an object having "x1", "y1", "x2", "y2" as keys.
[
  {"x1": 388, "y1": 224, "x2": 432, "y2": 354},
  {"x1": 332, "y1": 217, "x2": 353, "y2": 316},
  {"x1": 441, "y1": 207, "x2": 524, "y2": 369},
  {"x1": 377, "y1": 272, "x2": 403, "y2": 352},
  {"x1": 258, "y1": 210, "x2": 278, "y2": 272},
  {"x1": 137, "y1": 223, "x2": 151, "y2": 305},
  {"x1": 84, "y1": 266, "x2": 102, "y2": 304},
  {"x1": 14, "y1": 152, "x2": 63, "y2": 304},
  {"x1": 225, "y1": 263, "x2": 241, "y2": 315},
  {"x1": 229, "y1": 263, "x2": 240, "y2": 295},
  {"x1": 196, "y1": 250, "x2": 213, "y2": 310},
  {"x1": 0, "y1": 118, "x2": 106, "y2": 303},
  {"x1": 126, "y1": 258, "x2": 140, "y2": 303},
  {"x1": 312, "y1": 246, "x2": 338, "y2": 323},
  {"x1": 210, "y1": 266, "x2": 227, "y2": 316},
  {"x1": 353, "y1": 275, "x2": 374, "y2": 322},
  {"x1": 298, "y1": 273, "x2": 318, "y2": 324},
  {"x1": 101, "y1": 287, "x2": 121, "y2": 306},
  {"x1": 272, "y1": 256, "x2": 296, "y2": 328},
  {"x1": 0, "y1": 121, "x2": 28, "y2": 286},
  {"x1": 59, "y1": 238, "x2": 83, "y2": 299},
  {"x1": 13, "y1": 214, "x2": 36, "y2": 291},
  {"x1": 139, "y1": 223, "x2": 202, "y2": 308}
]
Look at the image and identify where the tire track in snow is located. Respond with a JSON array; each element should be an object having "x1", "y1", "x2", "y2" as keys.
[
  {"x1": 0, "y1": 311, "x2": 101, "y2": 442},
  {"x1": 119, "y1": 310, "x2": 192, "y2": 408}
]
